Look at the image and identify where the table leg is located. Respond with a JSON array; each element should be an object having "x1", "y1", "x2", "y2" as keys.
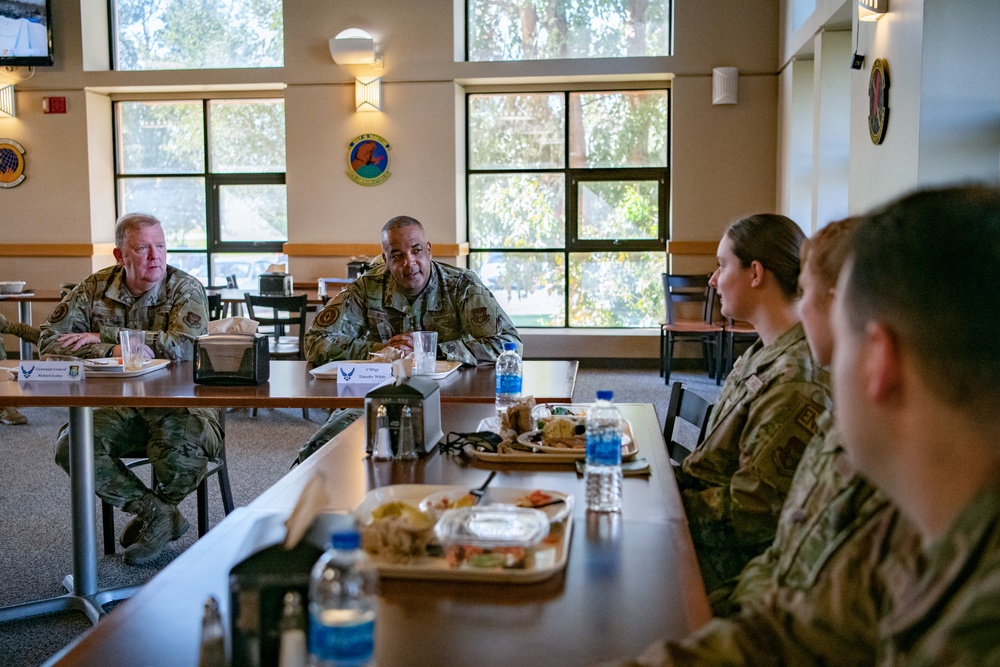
[
  {"x1": 0, "y1": 407, "x2": 141, "y2": 625},
  {"x1": 17, "y1": 299, "x2": 32, "y2": 361}
]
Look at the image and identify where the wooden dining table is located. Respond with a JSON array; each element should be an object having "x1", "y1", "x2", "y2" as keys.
[
  {"x1": 45, "y1": 403, "x2": 711, "y2": 667},
  {"x1": 0, "y1": 359, "x2": 577, "y2": 626}
]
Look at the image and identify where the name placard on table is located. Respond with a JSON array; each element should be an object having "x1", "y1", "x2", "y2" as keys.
[
  {"x1": 18, "y1": 361, "x2": 85, "y2": 382},
  {"x1": 334, "y1": 362, "x2": 394, "y2": 384}
]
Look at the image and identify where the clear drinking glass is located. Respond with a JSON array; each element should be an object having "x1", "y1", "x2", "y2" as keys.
[
  {"x1": 412, "y1": 331, "x2": 438, "y2": 375},
  {"x1": 119, "y1": 329, "x2": 146, "y2": 372}
]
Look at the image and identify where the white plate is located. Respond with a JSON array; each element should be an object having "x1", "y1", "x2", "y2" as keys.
[
  {"x1": 354, "y1": 484, "x2": 573, "y2": 583},
  {"x1": 517, "y1": 429, "x2": 632, "y2": 454},
  {"x1": 83, "y1": 357, "x2": 156, "y2": 372},
  {"x1": 470, "y1": 414, "x2": 638, "y2": 464},
  {"x1": 418, "y1": 487, "x2": 571, "y2": 524},
  {"x1": 84, "y1": 358, "x2": 170, "y2": 377}
]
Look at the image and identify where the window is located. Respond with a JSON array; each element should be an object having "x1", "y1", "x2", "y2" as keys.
[
  {"x1": 467, "y1": 0, "x2": 671, "y2": 62},
  {"x1": 467, "y1": 90, "x2": 668, "y2": 328},
  {"x1": 114, "y1": 99, "x2": 287, "y2": 287},
  {"x1": 112, "y1": 0, "x2": 283, "y2": 71}
]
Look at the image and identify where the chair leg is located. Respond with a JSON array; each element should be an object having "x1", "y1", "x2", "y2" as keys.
[
  {"x1": 664, "y1": 335, "x2": 674, "y2": 385},
  {"x1": 302, "y1": 408, "x2": 310, "y2": 421},
  {"x1": 101, "y1": 501, "x2": 117, "y2": 555},
  {"x1": 197, "y1": 479, "x2": 210, "y2": 537},
  {"x1": 251, "y1": 407, "x2": 258, "y2": 417},
  {"x1": 715, "y1": 331, "x2": 724, "y2": 385},
  {"x1": 659, "y1": 329, "x2": 666, "y2": 377}
]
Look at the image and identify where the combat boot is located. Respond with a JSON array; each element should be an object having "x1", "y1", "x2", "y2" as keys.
[
  {"x1": 122, "y1": 493, "x2": 179, "y2": 565},
  {"x1": 0, "y1": 406, "x2": 28, "y2": 425},
  {"x1": 119, "y1": 505, "x2": 189, "y2": 549}
]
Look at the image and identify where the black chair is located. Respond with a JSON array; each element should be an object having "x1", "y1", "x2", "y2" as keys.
[
  {"x1": 663, "y1": 381, "x2": 715, "y2": 465},
  {"x1": 100, "y1": 411, "x2": 234, "y2": 555},
  {"x1": 225, "y1": 274, "x2": 239, "y2": 289},
  {"x1": 660, "y1": 274, "x2": 724, "y2": 385},
  {"x1": 244, "y1": 293, "x2": 310, "y2": 420},
  {"x1": 723, "y1": 318, "x2": 759, "y2": 379},
  {"x1": 206, "y1": 292, "x2": 225, "y2": 320}
]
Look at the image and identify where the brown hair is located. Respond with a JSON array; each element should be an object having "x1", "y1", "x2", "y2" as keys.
[
  {"x1": 800, "y1": 216, "x2": 863, "y2": 291},
  {"x1": 726, "y1": 214, "x2": 806, "y2": 299}
]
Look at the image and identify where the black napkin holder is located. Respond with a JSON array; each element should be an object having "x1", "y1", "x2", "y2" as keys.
[
  {"x1": 194, "y1": 333, "x2": 270, "y2": 385},
  {"x1": 259, "y1": 272, "x2": 293, "y2": 296},
  {"x1": 364, "y1": 375, "x2": 443, "y2": 456},
  {"x1": 230, "y1": 513, "x2": 354, "y2": 667}
]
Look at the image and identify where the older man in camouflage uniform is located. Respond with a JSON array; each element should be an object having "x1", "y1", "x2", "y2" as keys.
[
  {"x1": 0, "y1": 313, "x2": 40, "y2": 424},
  {"x1": 39, "y1": 213, "x2": 222, "y2": 566},
  {"x1": 600, "y1": 186, "x2": 1000, "y2": 666},
  {"x1": 676, "y1": 321, "x2": 832, "y2": 592},
  {"x1": 297, "y1": 215, "x2": 521, "y2": 462}
]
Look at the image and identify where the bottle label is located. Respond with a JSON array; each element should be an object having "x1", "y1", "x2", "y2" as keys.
[
  {"x1": 586, "y1": 429, "x2": 622, "y2": 466},
  {"x1": 496, "y1": 373, "x2": 522, "y2": 395},
  {"x1": 309, "y1": 615, "x2": 375, "y2": 664}
]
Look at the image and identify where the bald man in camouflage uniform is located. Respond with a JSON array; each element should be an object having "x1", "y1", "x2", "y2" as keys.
[
  {"x1": 39, "y1": 213, "x2": 222, "y2": 566},
  {"x1": 676, "y1": 322, "x2": 832, "y2": 593},
  {"x1": 0, "y1": 312, "x2": 40, "y2": 424},
  {"x1": 297, "y1": 215, "x2": 521, "y2": 462}
]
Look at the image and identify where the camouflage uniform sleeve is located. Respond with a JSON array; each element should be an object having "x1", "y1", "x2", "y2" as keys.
[
  {"x1": 38, "y1": 279, "x2": 104, "y2": 357},
  {"x1": 439, "y1": 274, "x2": 521, "y2": 366},
  {"x1": 304, "y1": 284, "x2": 374, "y2": 364},
  {"x1": 682, "y1": 381, "x2": 827, "y2": 549},
  {"x1": 154, "y1": 279, "x2": 208, "y2": 360}
]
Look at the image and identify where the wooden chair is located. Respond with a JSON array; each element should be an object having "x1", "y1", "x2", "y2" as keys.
[
  {"x1": 100, "y1": 412, "x2": 234, "y2": 555},
  {"x1": 723, "y1": 318, "x2": 759, "y2": 379},
  {"x1": 663, "y1": 381, "x2": 715, "y2": 465},
  {"x1": 244, "y1": 293, "x2": 310, "y2": 419},
  {"x1": 660, "y1": 274, "x2": 724, "y2": 385}
]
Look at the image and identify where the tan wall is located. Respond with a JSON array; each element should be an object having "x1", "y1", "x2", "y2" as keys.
[{"x1": 0, "y1": 0, "x2": 782, "y2": 359}]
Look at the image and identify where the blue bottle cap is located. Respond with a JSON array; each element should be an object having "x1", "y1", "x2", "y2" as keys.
[
  {"x1": 330, "y1": 530, "x2": 361, "y2": 550},
  {"x1": 503, "y1": 342, "x2": 518, "y2": 351},
  {"x1": 596, "y1": 390, "x2": 613, "y2": 400}
]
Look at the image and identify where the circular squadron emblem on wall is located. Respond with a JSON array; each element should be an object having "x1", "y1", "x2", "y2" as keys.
[
  {"x1": 0, "y1": 138, "x2": 26, "y2": 188},
  {"x1": 868, "y1": 59, "x2": 889, "y2": 145},
  {"x1": 347, "y1": 133, "x2": 391, "y2": 186}
]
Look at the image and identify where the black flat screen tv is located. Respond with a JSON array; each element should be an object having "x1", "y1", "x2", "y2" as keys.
[{"x1": 0, "y1": 0, "x2": 53, "y2": 67}]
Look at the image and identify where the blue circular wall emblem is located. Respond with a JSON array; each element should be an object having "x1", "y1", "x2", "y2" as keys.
[{"x1": 347, "y1": 134, "x2": 391, "y2": 186}]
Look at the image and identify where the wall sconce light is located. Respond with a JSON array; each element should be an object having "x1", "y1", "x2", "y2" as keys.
[
  {"x1": 329, "y1": 28, "x2": 383, "y2": 67},
  {"x1": 356, "y1": 76, "x2": 382, "y2": 112},
  {"x1": 858, "y1": 0, "x2": 888, "y2": 21},
  {"x1": 712, "y1": 67, "x2": 738, "y2": 105},
  {"x1": 0, "y1": 84, "x2": 15, "y2": 118}
]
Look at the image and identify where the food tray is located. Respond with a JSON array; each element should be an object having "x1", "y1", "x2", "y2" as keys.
[
  {"x1": 354, "y1": 484, "x2": 573, "y2": 583},
  {"x1": 83, "y1": 358, "x2": 170, "y2": 378},
  {"x1": 468, "y1": 412, "x2": 638, "y2": 464},
  {"x1": 310, "y1": 359, "x2": 461, "y2": 381}
]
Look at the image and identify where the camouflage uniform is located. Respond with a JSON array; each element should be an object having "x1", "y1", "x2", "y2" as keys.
[
  {"x1": 601, "y1": 483, "x2": 1000, "y2": 666},
  {"x1": 878, "y1": 481, "x2": 1000, "y2": 666},
  {"x1": 304, "y1": 260, "x2": 521, "y2": 366},
  {"x1": 675, "y1": 323, "x2": 832, "y2": 593},
  {"x1": 711, "y1": 413, "x2": 888, "y2": 617},
  {"x1": 0, "y1": 311, "x2": 40, "y2": 359},
  {"x1": 297, "y1": 260, "x2": 521, "y2": 463},
  {"x1": 39, "y1": 265, "x2": 222, "y2": 507}
]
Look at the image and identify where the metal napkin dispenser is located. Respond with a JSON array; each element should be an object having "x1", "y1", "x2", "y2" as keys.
[
  {"x1": 258, "y1": 272, "x2": 292, "y2": 296},
  {"x1": 364, "y1": 376, "x2": 443, "y2": 456},
  {"x1": 194, "y1": 333, "x2": 270, "y2": 385}
]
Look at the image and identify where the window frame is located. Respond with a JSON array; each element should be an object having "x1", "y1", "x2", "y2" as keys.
[
  {"x1": 466, "y1": 87, "x2": 670, "y2": 328},
  {"x1": 112, "y1": 97, "x2": 287, "y2": 281}
]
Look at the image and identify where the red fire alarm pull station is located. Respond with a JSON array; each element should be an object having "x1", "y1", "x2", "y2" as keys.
[{"x1": 42, "y1": 97, "x2": 67, "y2": 114}]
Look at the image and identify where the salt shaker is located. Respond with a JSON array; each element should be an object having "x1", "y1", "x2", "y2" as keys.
[
  {"x1": 396, "y1": 405, "x2": 418, "y2": 460},
  {"x1": 372, "y1": 405, "x2": 394, "y2": 460},
  {"x1": 317, "y1": 278, "x2": 327, "y2": 299},
  {"x1": 197, "y1": 596, "x2": 226, "y2": 667}
]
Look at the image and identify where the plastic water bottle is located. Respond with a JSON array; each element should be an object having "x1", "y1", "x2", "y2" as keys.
[
  {"x1": 308, "y1": 530, "x2": 378, "y2": 667},
  {"x1": 585, "y1": 390, "x2": 623, "y2": 513},
  {"x1": 495, "y1": 341, "x2": 523, "y2": 422}
]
